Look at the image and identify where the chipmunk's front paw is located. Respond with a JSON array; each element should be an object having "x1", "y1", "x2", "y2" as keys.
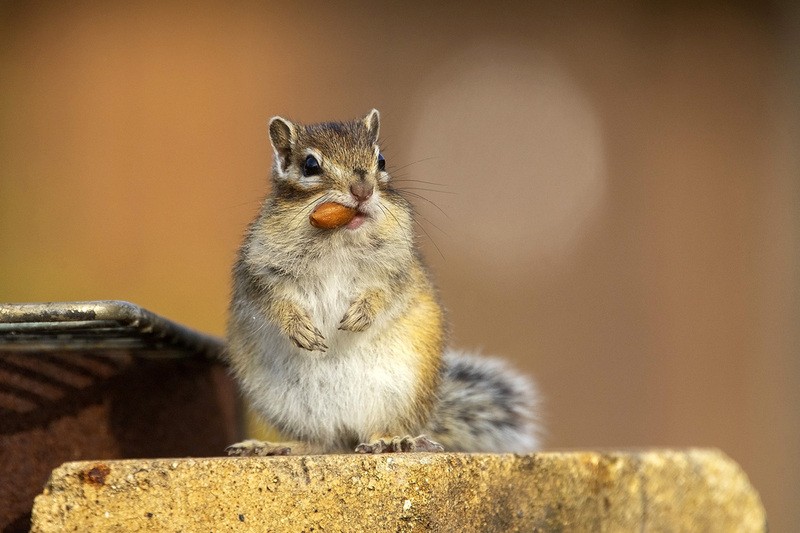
[
  {"x1": 226, "y1": 439, "x2": 292, "y2": 456},
  {"x1": 288, "y1": 321, "x2": 327, "y2": 352},
  {"x1": 339, "y1": 300, "x2": 375, "y2": 332},
  {"x1": 355, "y1": 435, "x2": 444, "y2": 454}
]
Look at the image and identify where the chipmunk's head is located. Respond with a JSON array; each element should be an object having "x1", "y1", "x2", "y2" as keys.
[{"x1": 266, "y1": 110, "x2": 410, "y2": 237}]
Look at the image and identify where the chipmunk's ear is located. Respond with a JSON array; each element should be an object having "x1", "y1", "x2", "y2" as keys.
[
  {"x1": 364, "y1": 109, "x2": 380, "y2": 144},
  {"x1": 269, "y1": 116, "x2": 295, "y2": 173}
]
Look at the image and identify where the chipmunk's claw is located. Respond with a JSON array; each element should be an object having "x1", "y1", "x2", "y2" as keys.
[
  {"x1": 290, "y1": 323, "x2": 327, "y2": 352},
  {"x1": 338, "y1": 302, "x2": 374, "y2": 332},
  {"x1": 355, "y1": 435, "x2": 444, "y2": 454}
]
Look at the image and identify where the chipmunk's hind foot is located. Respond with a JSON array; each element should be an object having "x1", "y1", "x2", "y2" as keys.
[
  {"x1": 226, "y1": 439, "x2": 293, "y2": 456},
  {"x1": 354, "y1": 435, "x2": 444, "y2": 454}
]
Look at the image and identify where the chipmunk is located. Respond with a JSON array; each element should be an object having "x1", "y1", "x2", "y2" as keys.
[{"x1": 225, "y1": 110, "x2": 540, "y2": 455}]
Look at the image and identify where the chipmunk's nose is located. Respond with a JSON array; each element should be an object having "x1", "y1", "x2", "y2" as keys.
[{"x1": 350, "y1": 181, "x2": 373, "y2": 203}]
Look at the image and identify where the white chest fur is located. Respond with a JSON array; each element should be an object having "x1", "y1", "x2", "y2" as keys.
[
  {"x1": 242, "y1": 322, "x2": 419, "y2": 448},
  {"x1": 239, "y1": 254, "x2": 419, "y2": 448}
]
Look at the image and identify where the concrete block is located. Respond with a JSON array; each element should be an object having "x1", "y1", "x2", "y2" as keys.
[{"x1": 30, "y1": 449, "x2": 765, "y2": 532}]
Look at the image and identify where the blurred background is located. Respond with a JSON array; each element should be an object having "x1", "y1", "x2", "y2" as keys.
[{"x1": 1, "y1": 0, "x2": 797, "y2": 529}]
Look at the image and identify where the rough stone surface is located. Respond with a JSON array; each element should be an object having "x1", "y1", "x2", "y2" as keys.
[{"x1": 30, "y1": 449, "x2": 765, "y2": 532}]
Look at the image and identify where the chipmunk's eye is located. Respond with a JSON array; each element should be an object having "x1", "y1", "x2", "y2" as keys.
[
  {"x1": 303, "y1": 155, "x2": 322, "y2": 177},
  {"x1": 377, "y1": 152, "x2": 385, "y2": 172}
]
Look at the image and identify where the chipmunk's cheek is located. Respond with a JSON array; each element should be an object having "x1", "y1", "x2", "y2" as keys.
[{"x1": 345, "y1": 213, "x2": 367, "y2": 230}]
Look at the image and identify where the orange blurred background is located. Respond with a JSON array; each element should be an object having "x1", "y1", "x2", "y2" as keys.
[{"x1": 1, "y1": 1, "x2": 798, "y2": 529}]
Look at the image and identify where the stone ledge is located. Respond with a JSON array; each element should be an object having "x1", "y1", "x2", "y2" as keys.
[{"x1": 31, "y1": 449, "x2": 765, "y2": 532}]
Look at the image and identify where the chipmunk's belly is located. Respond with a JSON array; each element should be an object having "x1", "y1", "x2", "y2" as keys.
[
  {"x1": 242, "y1": 267, "x2": 424, "y2": 448},
  {"x1": 245, "y1": 321, "x2": 421, "y2": 449}
]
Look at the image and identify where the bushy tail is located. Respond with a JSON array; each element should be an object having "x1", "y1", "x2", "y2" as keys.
[{"x1": 424, "y1": 350, "x2": 541, "y2": 453}]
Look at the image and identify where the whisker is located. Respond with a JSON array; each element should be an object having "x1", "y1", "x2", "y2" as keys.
[
  {"x1": 414, "y1": 219, "x2": 445, "y2": 260},
  {"x1": 391, "y1": 178, "x2": 450, "y2": 187},
  {"x1": 396, "y1": 186, "x2": 456, "y2": 195},
  {"x1": 290, "y1": 192, "x2": 332, "y2": 224},
  {"x1": 388, "y1": 157, "x2": 439, "y2": 174},
  {"x1": 396, "y1": 190, "x2": 450, "y2": 219},
  {"x1": 377, "y1": 202, "x2": 401, "y2": 229},
  {"x1": 408, "y1": 205, "x2": 449, "y2": 237},
  {"x1": 375, "y1": 197, "x2": 441, "y2": 258}
]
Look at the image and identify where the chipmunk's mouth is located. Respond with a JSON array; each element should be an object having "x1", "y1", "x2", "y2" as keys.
[{"x1": 345, "y1": 211, "x2": 368, "y2": 230}]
